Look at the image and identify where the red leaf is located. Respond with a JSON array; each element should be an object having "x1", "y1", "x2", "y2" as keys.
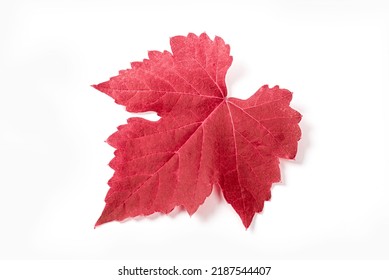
[{"x1": 93, "y1": 33, "x2": 301, "y2": 228}]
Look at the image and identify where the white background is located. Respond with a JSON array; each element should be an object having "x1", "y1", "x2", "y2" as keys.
[{"x1": 0, "y1": 0, "x2": 388, "y2": 260}]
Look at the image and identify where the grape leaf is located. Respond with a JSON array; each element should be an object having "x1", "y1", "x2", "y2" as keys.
[{"x1": 93, "y1": 33, "x2": 302, "y2": 228}]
